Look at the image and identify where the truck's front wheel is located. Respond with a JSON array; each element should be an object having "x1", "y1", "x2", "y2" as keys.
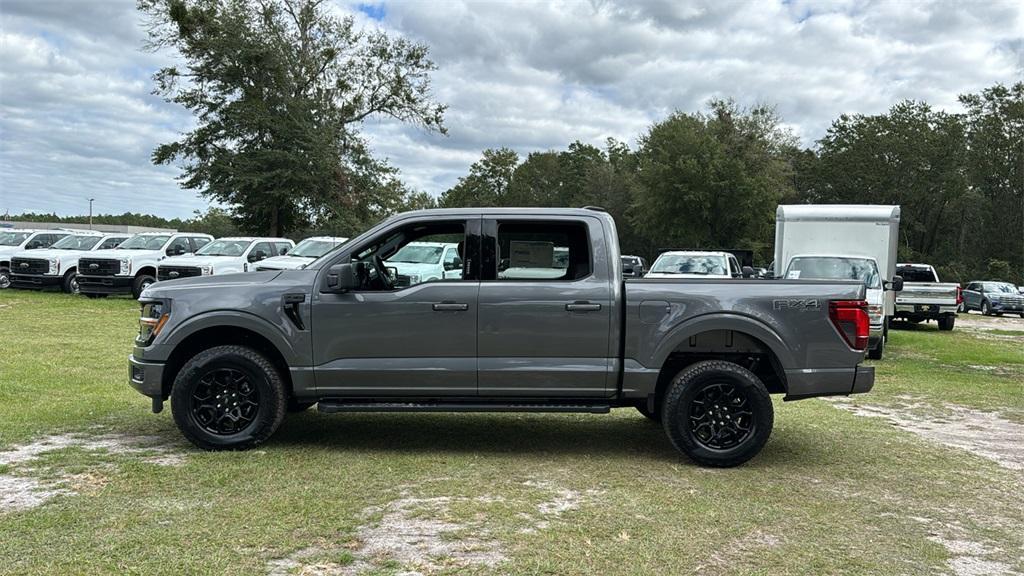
[
  {"x1": 170, "y1": 345, "x2": 287, "y2": 450},
  {"x1": 661, "y1": 360, "x2": 773, "y2": 468}
]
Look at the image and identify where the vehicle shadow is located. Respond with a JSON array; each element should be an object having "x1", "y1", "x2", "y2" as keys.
[{"x1": 264, "y1": 410, "x2": 837, "y2": 468}]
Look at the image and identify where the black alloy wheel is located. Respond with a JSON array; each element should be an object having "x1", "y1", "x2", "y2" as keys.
[
  {"x1": 687, "y1": 382, "x2": 755, "y2": 450},
  {"x1": 190, "y1": 368, "x2": 260, "y2": 436}
]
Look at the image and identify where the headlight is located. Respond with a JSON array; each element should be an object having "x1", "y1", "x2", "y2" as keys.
[
  {"x1": 200, "y1": 265, "x2": 213, "y2": 275},
  {"x1": 867, "y1": 304, "x2": 884, "y2": 324},
  {"x1": 137, "y1": 300, "x2": 170, "y2": 345},
  {"x1": 119, "y1": 258, "x2": 131, "y2": 275},
  {"x1": 407, "y1": 274, "x2": 420, "y2": 285},
  {"x1": 47, "y1": 258, "x2": 59, "y2": 275}
]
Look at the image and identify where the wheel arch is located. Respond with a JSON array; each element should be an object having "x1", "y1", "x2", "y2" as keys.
[{"x1": 135, "y1": 266, "x2": 157, "y2": 278}]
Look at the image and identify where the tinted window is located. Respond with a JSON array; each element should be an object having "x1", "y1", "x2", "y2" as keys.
[
  {"x1": 166, "y1": 237, "x2": 190, "y2": 255},
  {"x1": 896, "y1": 266, "x2": 937, "y2": 283},
  {"x1": 353, "y1": 220, "x2": 467, "y2": 290},
  {"x1": 97, "y1": 237, "x2": 126, "y2": 250},
  {"x1": 495, "y1": 221, "x2": 590, "y2": 281},
  {"x1": 248, "y1": 242, "x2": 274, "y2": 262}
]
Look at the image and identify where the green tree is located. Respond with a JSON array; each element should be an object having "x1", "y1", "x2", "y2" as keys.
[
  {"x1": 439, "y1": 148, "x2": 519, "y2": 207},
  {"x1": 631, "y1": 100, "x2": 796, "y2": 260},
  {"x1": 139, "y1": 0, "x2": 446, "y2": 236},
  {"x1": 179, "y1": 207, "x2": 241, "y2": 237}
]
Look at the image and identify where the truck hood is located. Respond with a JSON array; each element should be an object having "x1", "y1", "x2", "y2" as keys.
[
  {"x1": 85, "y1": 248, "x2": 162, "y2": 260},
  {"x1": 9, "y1": 248, "x2": 80, "y2": 260},
  {"x1": 0, "y1": 245, "x2": 28, "y2": 260},
  {"x1": 254, "y1": 254, "x2": 315, "y2": 270},
  {"x1": 160, "y1": 254, "x2": 239, "y2": 267},
  {"x1": 141, "y1": 270, "x2": 282, "y2": 297}
]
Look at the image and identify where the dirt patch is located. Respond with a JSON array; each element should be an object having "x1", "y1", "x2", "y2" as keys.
[
  {"x1": 956, "y1": 313, "x2": 1024, "y2": 331},
  {"x1": 825, "y1": 397, "x2": 1024, "y2": 471},
  {"x1": 0, "y1": 432, "x2": 187, "y2": 513},
  {"x1": 905, "y1": 516, "x2": 1021, "y2": 576},
  {"x1": 696, "y1": 529, "x2": 783, "y2": 573},
  {"x1": 269, "y1": 480, "x2": 603, "y2": 575}
]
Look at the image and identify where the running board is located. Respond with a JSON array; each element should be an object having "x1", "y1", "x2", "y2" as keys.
[{"x1": 317, "y1": 401, "x2": 611, "y2": 414}]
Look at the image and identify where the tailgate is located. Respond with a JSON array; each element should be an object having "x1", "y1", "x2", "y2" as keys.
[{"x1": 896, "y1": 283, "x2": 959, "y2": 305}]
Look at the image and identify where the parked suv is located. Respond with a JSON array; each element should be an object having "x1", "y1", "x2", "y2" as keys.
[
  {"x1": 78, "y1": 232, "x2": 214, "y2": 298},
  {"x1": 158, "y1": 237, "x2": 294, "y2": 281},
  {"x1": 1, "y1": 229, "x2": 72, "y2": 289},
  {"x1": 10, "y1": 232, "x2": 129, "y2": 293},
  {"x1": 255, "y1": 236, "x2": 348, "y2": 271},
  {"x1": 962, "y1": 281, "x2": 1024, "y2": 317},
  {"x1": 621, "y1": 255, "x2": 648, "y2": 278}
]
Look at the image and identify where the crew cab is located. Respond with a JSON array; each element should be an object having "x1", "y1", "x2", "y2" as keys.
[
  {"x1": 255, "y1": 236, "x2": 348, "y2": 271},
  {"x1": 645, "y1": 250, "x2": 743, "y2": 279},
  {"x1": 157, "y1": 237, "x2": 294, "y2": 281},
  {"x1": 128, "y1": 208, "x2": 874, "y2": 467},
  {"x1": 9, "y1": 232, "x2": 129, "y2": 293},
  {"x1": 0, "y1": 229, "x2": 71, "y2": 289},
  {"x1": 892, "y1": 263, "x2": 960, "y2": 330},
  {"x1": 78, "y1": 232, "x2": 214, "y2": 298}
]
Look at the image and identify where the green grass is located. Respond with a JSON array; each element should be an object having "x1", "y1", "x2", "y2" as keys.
[{"x1": 1, "y1": 290, "x2": 1022, "y2": 575}]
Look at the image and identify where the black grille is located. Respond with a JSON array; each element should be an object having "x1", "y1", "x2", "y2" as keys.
[
  {"x1": 11, "y1": 257, "x2": 49, "y2": 275},
  {"x1": 158, "y1": 266, "x2": 202, "y2": 281},
  {"x1": 79, "y1": 258, "x2": 120, "y2": 276}
]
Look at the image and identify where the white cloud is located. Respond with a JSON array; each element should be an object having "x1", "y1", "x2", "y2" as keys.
[{"x1": 1, "y1": 0, "x2": 1021, "y2": 219}]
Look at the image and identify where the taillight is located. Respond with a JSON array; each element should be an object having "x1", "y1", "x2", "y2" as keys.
[
  {"x1": 956, "y1": 286, "x2": 963, "y2": 304},
  {"x1": 829, "y1": 300, "x2": 869, "y2": 351}
]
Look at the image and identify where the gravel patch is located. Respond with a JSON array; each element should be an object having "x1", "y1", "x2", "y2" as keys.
[
  {"x1": 825, "y1": 398, "x2": 1024, "y2": 471},
  {"x1": 0, "y1": 432, "x2": 188, "y2": 513}
]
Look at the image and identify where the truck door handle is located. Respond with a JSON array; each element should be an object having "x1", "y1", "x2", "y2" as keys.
[
  {"x1": 566, "y1": 301, "x2": 602, "y2": 312},
  {"x1": 432, "y1": 302, "x2": 469, "y2": 311}
]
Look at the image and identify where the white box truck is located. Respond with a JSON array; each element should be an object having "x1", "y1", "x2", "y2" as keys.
[{"x1": 774, "y1": 205, "x2": 902, "y2": 360}]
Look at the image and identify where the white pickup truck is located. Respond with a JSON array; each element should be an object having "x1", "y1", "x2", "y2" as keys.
[
  {"x1": 9, "y1": 232, "x2": 129, "y2": 293},
  {"x1": 77, "y1": 232, "x2": 215, "y2": 298},
  {"x1": 254, "y1": 236, "x2": 348, "y2": 271},
  {"x1": 644, "y1": 250, "x2": 744, "y2": 279},
  {"x1": 0, "y1": 229, "x2": 73, "y2": 289},
  {"x1": 893, "y1": 263, "x2": 960, "y2": 331},
  {"x1": 157, "y1": 237, "x2": 294, "y2": 281}
]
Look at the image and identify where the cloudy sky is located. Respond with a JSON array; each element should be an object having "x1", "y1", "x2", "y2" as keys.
[{"x1": 1, "y1": 0, "x2": 1020, "y2": 220}]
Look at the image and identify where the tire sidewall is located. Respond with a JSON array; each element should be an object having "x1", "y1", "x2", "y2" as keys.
[
  {"x1": 662, "y1": 361, "x2": 774, "y2": 467},
  {"x1": 62, "y1": 270, "x2": 79, "y2": 294},
  {"x1": 171, "y1": 346, "x2": 286, "y2": 449},
  {"x1": 132, "y1": 274, "x2": 156, "y2": 299}
]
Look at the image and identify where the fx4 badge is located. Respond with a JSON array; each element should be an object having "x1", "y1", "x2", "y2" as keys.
[{"x1": 773, "y1": 298, "x2": 820, "y2": 311}]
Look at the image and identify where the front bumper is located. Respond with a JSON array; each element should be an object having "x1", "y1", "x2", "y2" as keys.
[
  {"x1": 79, "y1": 275, "x2": 133, "y2": 294},
  {"x1": 128, "y1": 354, "x2": 164, "y2": 398},
  {"x1": 10, "y1": 274, "x2": 63, "y2": 289},
  {"x1": 989, "y1": 301, "x2": 1024, "y2": 313}
]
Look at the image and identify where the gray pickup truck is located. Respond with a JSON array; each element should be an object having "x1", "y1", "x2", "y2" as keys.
[{"x1": 128, "y1": 208, "x2": 874, "y2": 467}]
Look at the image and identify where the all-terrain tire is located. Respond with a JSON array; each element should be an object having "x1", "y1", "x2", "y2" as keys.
[
  {"x1": 937, "y1": 315, "x2": 955, "y2": 331},
  {"x1": 132, "y1": 274, "x2": 156, "y2": 299},
  {"x1": 170, "y1": 345, "x2": 287, "y2": 450},
  {"x1": 661, "y1": 360, "x2": 774, "y2": 468},
  {"x1": 635, "y1": 403, "x2": 661, "y2": 422}
]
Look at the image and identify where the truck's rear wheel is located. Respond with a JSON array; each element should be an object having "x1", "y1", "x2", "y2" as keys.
[
  {"x1": 661, "y1": 360, "x2": 773, "y2": 468},
  {"x1": 170, "y1": 345, "x2": 287, "y2": 450},
  {"x1": 938, "y1": 315, "x2": 955, "y2": 331}
]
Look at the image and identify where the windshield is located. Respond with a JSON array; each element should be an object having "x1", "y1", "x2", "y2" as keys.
[
  {"x1": 787, "y1": 257, "x2": 881, "y2": 288},
  {"x1": 388, "y1": 244, "x2": 444, "y2": 265},
  {"x1": 290, "y1": 239, "x2": 342, "y2": 258},
  {"x1": 0, "y1": 231, "x2": 32, "y2": 246},
  {"x1": 896, "y1": 266, "x2": 937, "y2": 283},
  {"x1": 51, "y1": 235, "x2": 101, "y2": 251},
  {"x1": 651, "y1": 254, "x2": 728, "y2": 275},
  {"x1": 984, "y1": 282, "x2": 1017, "y2": 293},
  {"x1": 117, "y1": 235, "x2": 170, "y2": 250},
  {"x1": 197, "y1": 239, "x2": 253, "y2": 257}
]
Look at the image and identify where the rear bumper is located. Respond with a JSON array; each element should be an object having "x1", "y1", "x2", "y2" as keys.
[
  {"x1": 128, "y1": 355, "x2": 164, "y2": 398},
  {"x1": 894, "y1": 303, "x2": 957, "y2": 317},
  {"x1": 10, "y1": 274, "x2": 62, "y2": 289},
  {"x1": 79, "y1": 275, "x2": 133, "y2": 294},
  {"x1": 783, "y1": 365, "x2": 874, "y2": 401}
]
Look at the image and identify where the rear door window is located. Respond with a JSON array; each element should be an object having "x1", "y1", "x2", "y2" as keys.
[{"x1": 493, "y1": 221, "x2": 591, "y2": 281}]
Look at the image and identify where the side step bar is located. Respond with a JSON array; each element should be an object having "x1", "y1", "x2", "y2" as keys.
[{"x1": 317, "y1": 401, "x2": 611, "y2": 414}]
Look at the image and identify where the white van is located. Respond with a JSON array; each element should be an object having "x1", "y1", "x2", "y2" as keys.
[{"x1": 774, "y1": 205, "x2": 901, "y2": 360}]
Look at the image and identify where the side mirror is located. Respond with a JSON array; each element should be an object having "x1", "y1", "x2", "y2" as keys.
[
  {"x1": 885, "y1": 275, "x2": 904, "y2": 292},
  {"x1": 248, "y1": 250, "x2": 268, "y2": 263},
  {"x1": 324, "y1": 263, "x2": 358, "y2": 293},
  {"x1": 386, "y1": 266, "x2": 399, "y2": 282},
  {"x1": 741, "y1": 265, "x2": 755, "y2": 279},
  {"x1": 167, "y1": 246, "x2": 186, "y2": 256}
]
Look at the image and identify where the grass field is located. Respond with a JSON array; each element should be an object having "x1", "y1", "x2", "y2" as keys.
[{"x1": 1, "y1": 290, "x2": 1022, "y2": 575}]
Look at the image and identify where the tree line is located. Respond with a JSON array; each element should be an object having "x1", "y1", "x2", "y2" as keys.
[{"x1": 11, "y1": 0, "x2": 1022, "y2": 285}]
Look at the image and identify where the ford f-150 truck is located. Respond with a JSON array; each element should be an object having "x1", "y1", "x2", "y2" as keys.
[
  {"x1": 893, "y1": 263, "x2": 960, "y2": 330},
  {"x1": 128, "y1": 208, "x2": 874, "y2": 467}
]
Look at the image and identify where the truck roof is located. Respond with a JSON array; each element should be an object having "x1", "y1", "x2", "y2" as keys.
[
  {"x1": 658, "y1": 250, "x2": 732, "y2": 258},
  {"x1": 777, "y1": 204, "x2": 901, "y2": 223},
  {"x1": 393, "y1": 207, "x2": 613, "y2": 219},
  {"x1": 213, "y1": 237, "x2": 293, "y2": 243}
]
